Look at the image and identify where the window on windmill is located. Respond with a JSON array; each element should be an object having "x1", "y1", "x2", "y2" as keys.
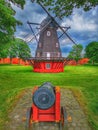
[
  {"x1": 46, "y1": 63, "x2": 51, "y2": 69},
  {"x1": 47, "y1": 31, "x2": 51, "y2": 36},
  {"x1": 56, "y1": 43, "x2": 59, "y2": 47},
  {"x1": 37, "y1": 52, "x2": 40, "y2": 57},
  {"x1": 39, "y1": 43, "x2": 41, "y2": 47},
  {"x1": 58, "y1": 52, "x2": 60, "y2": 57}
]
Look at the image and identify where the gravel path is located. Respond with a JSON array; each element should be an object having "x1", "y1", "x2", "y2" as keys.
[{"x1": 5, "y1": 88, "x2": 92, "y2": 130}]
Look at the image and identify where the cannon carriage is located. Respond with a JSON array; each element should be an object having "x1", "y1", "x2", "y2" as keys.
[{"x1": 26, "y1": 82, "x2": 71, "y2": 130}]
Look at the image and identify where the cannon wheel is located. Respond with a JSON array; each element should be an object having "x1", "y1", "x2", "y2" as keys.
[
  {"x1": 25, "y1": 107, "x2": 32, "y2": 130},
  {"x1": 61, "y1": 106, "x2": 68, "y2": 128}
]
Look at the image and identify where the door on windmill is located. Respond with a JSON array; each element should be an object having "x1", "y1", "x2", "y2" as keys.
[{"x1": 46, "y1": 52, "x2": 50, "y2": 59}]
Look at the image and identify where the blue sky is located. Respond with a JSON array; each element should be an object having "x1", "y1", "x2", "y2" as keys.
[{"x1": 12, "y1": 0, "x2": 98, "y2": 57}]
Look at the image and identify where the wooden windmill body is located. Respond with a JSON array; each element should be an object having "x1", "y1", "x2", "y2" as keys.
[
  {"x1": 36, "y1": 17, "x2": 62, "y2": 59},
  {"x1": 31, "y1": 17, "x2": 64, "y2": 73}
]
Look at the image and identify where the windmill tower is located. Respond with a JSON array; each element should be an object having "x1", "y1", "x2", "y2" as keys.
[
  {"x1": 35, "y1": 16, "x2": 62, "y2": 59},
  {"x1": 25, "y1": 2, "x2": 77, "y2": 73}
]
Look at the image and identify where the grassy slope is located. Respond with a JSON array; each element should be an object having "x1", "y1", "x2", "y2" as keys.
[{"x1": 0, "y1": 64, "x2": 98, "y2": 129}]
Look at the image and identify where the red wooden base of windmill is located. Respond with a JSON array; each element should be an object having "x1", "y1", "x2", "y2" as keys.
[{"x1": 29, "y1": 58, "x2": 64, "y2": 73}]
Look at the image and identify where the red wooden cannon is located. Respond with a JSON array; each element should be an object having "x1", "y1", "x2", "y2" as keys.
[{"x1": 26, "y1": 82, "x2": 71, "y2": 129}]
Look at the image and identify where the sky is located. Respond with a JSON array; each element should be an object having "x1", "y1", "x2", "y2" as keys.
[{"x1": 12, "y1": 0, "x2": 98, "y2": 57}]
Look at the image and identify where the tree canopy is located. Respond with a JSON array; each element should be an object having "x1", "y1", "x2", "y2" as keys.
[
  {"x1": 0, "y1": 0, "x2": 25, "y2": 44},
  {"x1": 8, "y1": 0, "x2": 25, "y2": 8},
  {"x1": 8, "y1": 38, "x2": 31, "y2": 59},
  {"x1": 36, "y1": 0, "x2": 98, "y2": 17},
  {"x1": 68, "y1": 44, "x2": 83, "y2": 61},
  {"x1": 0, "y1": 38, "x2": 31, "y2": 62},
  {"x1": 85, "y1": 41, "x2": 98, "y2": 64},
  {"x1": 0, "y1": 44, "x2": 9, "y2": 59}
]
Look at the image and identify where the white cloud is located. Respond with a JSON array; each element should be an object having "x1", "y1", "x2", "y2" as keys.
[
  {"x1": 92, "y1": 9, "x2": 97, "y2": 16},
  {"x1": 18, "y1": 31, "x2": 27, "y2": 36},
  {"x1": 62, "y1": 10, "x2": 97, "y2": 32},
  {"x1": 62, "y1": 52, "x2": 69, "y2": 57},
  {"x1": 60, "y1": 38, "x2": 73, "y2": 46}
]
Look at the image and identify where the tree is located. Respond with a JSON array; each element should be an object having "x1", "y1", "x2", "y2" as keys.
[
  {"x1": 0, "y1": 44, "x2": 9, "y2": 60},
  {"x1": 85, "y1": 41, "x2": 98, "y2": 64},
  {"x1": 0, "y1": 0, "x2": 25, "y2": 44},
  {"x1": 0, "y1": 38, "x2": 31, "y2": 64},
  {"x1": 8, "y1": 38, "x2": 31, "y2": 64},
  {"x1": 8, "y1": 0, "x2": 25, "y2": 8},
  {"x1": 8, "y1": 41, "x2": 18, "y2": 64},
  {"x1": 15, "y1": 39, "x2": 31, "y2": 64},
  {"x1": 36, "y1": 0, "x2": 98, "y2": 17},
  {"x1": 68, "y1": 44, "x2": 83, "y2": 62}
]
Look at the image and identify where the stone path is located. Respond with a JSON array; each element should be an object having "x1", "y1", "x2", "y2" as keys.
[{"x1": 5, "y1": 88, "x2": 92, "y2": 130}]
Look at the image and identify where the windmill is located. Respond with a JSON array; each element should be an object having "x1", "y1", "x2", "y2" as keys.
[{"x1": 25, "y1": 1, "x2": 77, "y2": 73}]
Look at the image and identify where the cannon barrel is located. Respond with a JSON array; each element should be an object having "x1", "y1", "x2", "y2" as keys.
[{"x1": 33, "y1": 82, "x2": 55, "y2": 109}]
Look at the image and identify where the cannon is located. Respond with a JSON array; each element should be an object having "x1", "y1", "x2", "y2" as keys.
[{"x1": 26, "y1": 82, "x2": 71, "y2": 130}]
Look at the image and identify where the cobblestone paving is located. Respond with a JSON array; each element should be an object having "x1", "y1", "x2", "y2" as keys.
[{"x1": 5, "y1": 88, "x2": 92, "y2": 130}]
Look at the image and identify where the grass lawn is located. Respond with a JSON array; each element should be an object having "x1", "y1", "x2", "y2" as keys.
[{"x1": 0, "y1": 64, "x2": 98, "y2": 130}]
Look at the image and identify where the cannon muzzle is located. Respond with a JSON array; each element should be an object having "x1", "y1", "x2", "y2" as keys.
[{"x1": 33, "y1": 82, "x2": 55, "y2": 109}]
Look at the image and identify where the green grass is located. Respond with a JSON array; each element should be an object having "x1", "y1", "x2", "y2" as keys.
[{"x1": 0, "y1": 64, "x2": 98, "y2": 130}]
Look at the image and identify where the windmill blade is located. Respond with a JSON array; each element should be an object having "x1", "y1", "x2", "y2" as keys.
[
  {"x1": 61, "y1": 26, "x2": 71, "y2": 29},
  {"x1": 38, "y1": 2, "x2": 77, "y2": 46},
  {"x1": 26, "y1": 18, "x2": 53, "y2": 42},
  {"x1": 27, "y1": 21, "x2": 38, "y2": 43},
  {"x1": 27, "y1": 21, "x2": 40, "y2": 25},
  {"x1": 58, "y1": 27, "x2": 70, "y2": 39},
  {"x1": 56, "y1": 23, "x2": 77, "y2": 45},
  {"x1": 24, "y1": 34, "x2": 35, "y2": 42},
  {"x1": 38, "y1": 2, "x2": 54, "y2": 20},
  {"x1": 36, "y1": 27, "x2": 40, "y2": 29}
]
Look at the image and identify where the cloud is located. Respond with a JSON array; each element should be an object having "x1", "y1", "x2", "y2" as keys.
[
  {"x1": 60, "y1": 38, "x2": 73, "y2": 46},
  {"x1": 12, "y1": 0, "x2": 46, "y2": 22},
  {"x1": 62, "y1": 8, "x2": 98, "y2": 50},
  {"x1": 63, "y1": 14, "x2": 97, "y2": 32},
  {"x1": 13, "y1": 0, "x2": 46, "y2": 41},
  {"x1": 61, "y1": 46, "x2": 72, "y2": 57}
]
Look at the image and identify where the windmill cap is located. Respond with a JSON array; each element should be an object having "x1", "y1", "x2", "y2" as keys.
[{"x1": 40, "y1": 16, "x2": 58, "y2": 29}]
